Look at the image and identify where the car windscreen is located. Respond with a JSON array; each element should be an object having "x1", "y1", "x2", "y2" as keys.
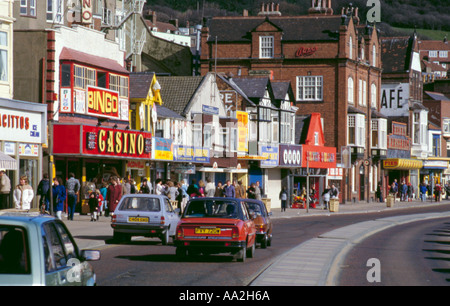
[
  {"x1": 119, "y1": 197, "x2": 161, "y2": 212},
  {"x1": 184, "y1": 200, "x2": 239, "y2": 219},
  {"x1": 246, "y1": 202, "x2": 266, "y2": 217}
]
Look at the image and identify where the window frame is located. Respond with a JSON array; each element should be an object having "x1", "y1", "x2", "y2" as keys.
[
  {"x1": 20, "y1": 0, "x2": 36, "y2": 17},
  {"x1": 0, "y1": 31, "x2": 8, "y2": 83},
  {"x1": 296, "y1": 76, "x2": 323, "y2": 102},
  {"x1": 259, "y1": 36, "x2": 274, "y2": 59}
]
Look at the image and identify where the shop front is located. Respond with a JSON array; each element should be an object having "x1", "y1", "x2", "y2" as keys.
[
  {"x1": 0, "y1": 99, "x2": 47, "y2": 209},
  {"x1": 421, "y1": 159, "x2": 449, "y2": 193},
  {"x1": 278, "y1": 144, "x2": 302, "y2": 208},
  {"x1": 52, "y1": 123, "x2": 152, "y2": 210},
  {"x1": 298, "y1": 145, "x2": 337, "y2": 205},
  {"x1": 382, "y1": 158, "x2": 423, "y2": 193}
]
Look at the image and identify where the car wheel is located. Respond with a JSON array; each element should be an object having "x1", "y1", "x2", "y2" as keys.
[
  {"x1": 161, "y1": 230, "x2": 170, "y2": 245},
  {"x1": 261, "y1": 234, "x2": 268, "y2": 249},
  {"x1": 267, "y1": 234, "x2": 272, "y2": 247},
  {"x1": 236, "y1": 243, "x2": 246, "y2": 262},
  {"x1": 247, "y1": 240, "x2": 255, "y2": 258}
]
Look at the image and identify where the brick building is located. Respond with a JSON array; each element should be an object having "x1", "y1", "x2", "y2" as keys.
[{"x1": 200, "y1": 1, "x2": 383, "y2": 203}]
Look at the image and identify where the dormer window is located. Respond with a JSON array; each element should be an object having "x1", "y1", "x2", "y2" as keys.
[{"x1": 260, "y1": 36, "x2": 274, "y2": 59}]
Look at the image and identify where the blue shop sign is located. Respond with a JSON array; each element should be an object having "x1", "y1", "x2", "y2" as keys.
[
  {"x1": 174, "y1": 145, "x2": 210, "y2": 163},
  {"x1": 261, "y1": 145, "x2": 279, "y2": 167}
]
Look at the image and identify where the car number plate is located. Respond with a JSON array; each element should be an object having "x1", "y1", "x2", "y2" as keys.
[
  {"x1": 128, "y1": 217, "x2": 149, "y2": 223},
  {"x1": 195, "y1": 228, "x2": 221, "y2": 235}
]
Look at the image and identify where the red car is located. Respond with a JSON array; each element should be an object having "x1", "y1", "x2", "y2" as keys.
[{"x1": 175, "y1": 198, "x2": 256, "y2": 262}]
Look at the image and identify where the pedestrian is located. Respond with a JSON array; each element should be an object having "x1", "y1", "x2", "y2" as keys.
[
  {"x1": 13, "y1": 175, "x2": 34, "y2": 211},
  {"x1": 96, "y1": 189, "x2": 103, "y2": 220},
  {"x1": 175, "y1": 182, "x2": 184, "y2": 212},
  {"x1": 434, "y1": 183, "x2": 442, "y2": 202},
  {"x1": 204, "y1": 178, "x2": 215, "y2": 197},
  {"x1": 198, "y1": 180, "x2": 205, "y2": 197},
  {"x1": 235, "y1": 180, "x2": 246, "y2": 199},
  {"x1": 37, "y1": 173, "x2": 50, "y2": 212},
  {"x1": 214, "y1": 181, "x2": 224, "y2": 197},
  {"x1": 51, "y1": 176, "x2": 66, "y2": 220},
  {"x1": 390, "y1": 181, "x2": 398, "y2": 200},
  {"x1": 247, "y1": 183, "x2": 256, "y2": 199},
  {"x1": 330, "y1": 184, "x2": 339, "y2": 199},
  {"x1": 322, "y1": 185, "x2": 331, "y2": 210},
  {"x1": 140, "y1": 179, "x2": 151, "y2": 194},
  {"x1": 180, "y1": 180, "x2": 189, "y2": 212},
  {"x1": 106, "y1": 176, "x2": 122, "y2": 216},
  {"x1": 65, "y1": 172, "x2": 80, "y2": 220},
  {"x1": 446, "y1": 183, "x2": 450, "y2": 200},
  {"x1": 187, "y1": 179, "x2": 200, "y2": 198},
  {"x1": 420, "y1": 182, "x2": 427, "y2": 202},
  {"x1": 122, "y1": 178, "x2": 131, "y2": 195},
  {"x1": 279, "y1": 187, "x2": 288, "y2": 212},
  {"x1": 254, "y1": 181, "x2": 262, "y2": 200},
  {"x1": 401, "y1": 181, "x2": 408, "y2": 201},
  {"x1": 0, "y1": 169, "x2": 11, "y2": 210},
  {"x1": 407, "y1": 183, "x2": 414, "y2": 202},
  {"x1": 223, "y1": 180, "x2": 235, "y2": 198},
  {"x1": 376, "y1": 183, "x2": 383, "y2": 203},
  {"x1": 99, "y1": 182, "x2": 108, "y2": 216},
  {"x1": 88, "y1": 191, "x2": 99, "y2": 222},
  {"x1": 155, "y1": 179, "x2": 163, "y2": 195},
  {"x1": 167, "y1": 181, "x2": 179, "y2": 200}
]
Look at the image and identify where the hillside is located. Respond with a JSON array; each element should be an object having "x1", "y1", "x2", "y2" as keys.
[{"x1": 146, "y1": 0, "x2": 450, "y2": 38}]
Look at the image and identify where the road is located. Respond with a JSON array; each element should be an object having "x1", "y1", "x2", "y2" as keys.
[
  {"x1": 337, "y1": 216, "x2": 450, "y2": 286},
  {"x1": 89, "y1": 205, "x2": 450, "y2": 286}
]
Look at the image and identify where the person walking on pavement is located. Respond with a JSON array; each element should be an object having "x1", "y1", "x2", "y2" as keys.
[
  {"x1": 322, "y1": 185, "x2": 331, "y2": 210},
  {"x1": 255, "y1": 181, "x2": 262, "y2": 200},
  {"x1": 214, "y1": 181, "x2": 224, "y2": 197},
  {"x1": 223, "y1": 180, "x2": 235, "y2": 198},
  {"x1": 279, "y1": 187, "x2": 288, "y2": 212},
  {"x1": 66, "y1": 173, "x2": 80, "y2": 220},
  {"x1": 420, "y1": 182, "x2": 427, "y2": 202},
  {"x1": 204, "y1": 178, "x2": 216, "y2": 197},
  {"x1": 235, "y1": 180, "x2": 246, "y2": 199},
  {"x1": 99, "y1": 182, "x2": 108, "y2": 216},
  {"x1": 52, "y1": 177, "x2": 66, "y2": 220},
  {"x1": 13, "y1": 175, "x2": 34, "y2": 211},
  {"x1": 140, "y1": 179, "x2": 151, "y2": 194},
  {"x1": 37, "y1": 173, "x2": 50, "y2": 212},
  {"x1": 0, "y1": 169, "x2": 11, "y2": 210},
  {"x1": 106, "y1": 176, "x2": 122, "y2": 216}
]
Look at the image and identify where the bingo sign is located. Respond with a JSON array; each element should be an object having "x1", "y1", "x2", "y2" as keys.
[
  {"x1": 86, "y1": 86, "x2": 120, "y2": 119},
  {"x1": 279, "y1": 145, "x2": 302, "y2": 167}
]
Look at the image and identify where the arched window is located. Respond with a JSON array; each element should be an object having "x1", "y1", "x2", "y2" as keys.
[
  {"x1": 372, "y1": 44, "x2": 377, "y2": 66},
  {"x1": 348, "y1": 77, "x2": 354, "y2": 104}
]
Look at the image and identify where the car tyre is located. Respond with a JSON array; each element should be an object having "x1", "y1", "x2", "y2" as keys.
[
  {"x1": 161, "y1": 230, "x2": 170, "y2": 245},
  {"x1": 236, "y1": 243, "x2": 247, "y2": 262},
  {"x1": 267, "y1": 234, "x2": 272, "y2": 247},
  {"x1": 247, "y1": 240, "x2": 255, "y2": 258},
  {"x1": 260, "y1": 234, "x2": 268, "y2": 249}
]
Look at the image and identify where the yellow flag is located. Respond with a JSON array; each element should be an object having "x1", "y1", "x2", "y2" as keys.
[{"x1": 146, "y1": 74, "x2": 162, "y2": 106}]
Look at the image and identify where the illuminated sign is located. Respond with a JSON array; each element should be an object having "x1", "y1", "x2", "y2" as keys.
[{"x1": 86, "y1": 86, "x2": 120, "y2": 119}]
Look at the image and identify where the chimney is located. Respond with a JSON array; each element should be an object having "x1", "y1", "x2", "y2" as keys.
[
  {"x1": 258, "y1": 2, "x2": 282, "y2": 16},
  {"x1": 243, "y1": 9, "x2": 248, "y2": 17},
  {"x1": 308, "y1": 0, "x2": 333, "y2": 15}
]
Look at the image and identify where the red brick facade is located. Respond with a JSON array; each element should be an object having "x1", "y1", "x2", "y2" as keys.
[{"x1": 200, "y1": 3, "x2": 383, "y2": 202}]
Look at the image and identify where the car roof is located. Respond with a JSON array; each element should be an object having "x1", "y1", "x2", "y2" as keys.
[
  {"x1": 0, "y1": 210, "x2": 55, "y2": 226},
  {"x1": 239, "y1": 198, "x2": 264, "y2": 204},
  {"x1": 121, "y1": 194, "x2": 167, "y2": 199},
  {"x1": 189, "y1": 197, "x2": 240, "y2": 202}
]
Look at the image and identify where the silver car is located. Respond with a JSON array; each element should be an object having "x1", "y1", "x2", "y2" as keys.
[
  {"x1": 111, "y1": 194, "x2": 180, "y2": 244},
  {"x1": 0, "y1": 210, "x2": 100, "y2": 286}
]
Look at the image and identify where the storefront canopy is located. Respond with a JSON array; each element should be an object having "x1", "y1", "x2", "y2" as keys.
[
  {"x1": 383, "y1": 158, "x2": 423, "y2": 170},
  {"x1": 0, "y1": 151, "x2": 17, "y2": 170}
]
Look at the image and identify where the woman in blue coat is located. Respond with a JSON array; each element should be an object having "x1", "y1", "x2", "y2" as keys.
[{"x1": 52, "y1": 177, "x2": 66, "y2": 220}]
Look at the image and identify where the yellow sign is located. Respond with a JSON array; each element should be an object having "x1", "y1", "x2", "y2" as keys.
[
  {"x1": 383, "y1": 159, "x2": 423, "y2": 170},
  {"x1": 237, "y1": 111, "x2": 248, "y2": 152}
]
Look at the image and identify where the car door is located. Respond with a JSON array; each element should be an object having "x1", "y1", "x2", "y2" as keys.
[
  {"x1": 164, "y1": 198, "x2": 179, "y2": 236},
  {"x1": 240, "y1": 202, "x2": 256, "y2": 246},
  {"x1": 42, "y1": 221, "x2": 93, "y2": 286}
]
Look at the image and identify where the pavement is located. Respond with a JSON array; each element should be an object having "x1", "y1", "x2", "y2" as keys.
[{"x1": 63, "y1": 198, "x2": 450, "y2": 286}]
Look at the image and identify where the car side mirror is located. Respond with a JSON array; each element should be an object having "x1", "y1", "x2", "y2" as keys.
[{"x1": 81, "y1": 250, "x2": 101, "y2": 261}]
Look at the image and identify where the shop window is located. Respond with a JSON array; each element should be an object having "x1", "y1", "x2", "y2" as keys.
[
  {"x1": 74, "y1": 65, "x2": 96, "y2": 90},
  {"x1": 109, "y1": 74, "x2": 129, "y2": 98}
]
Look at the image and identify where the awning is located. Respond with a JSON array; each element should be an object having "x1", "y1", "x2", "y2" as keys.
[
  {"x1": 383, "y1": 158, "x2": 423, "y2": 170},
  {"x1": 0, "y1": 152, "x2": 17, "y2": 170}
]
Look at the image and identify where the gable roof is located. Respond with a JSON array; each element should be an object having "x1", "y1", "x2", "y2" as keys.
[
  {"x1": 231, "y1": 77, "x2": 272, "y2": 102},
  {"x1": 381, "y1": 36, "x2": 414, "y2": 73},
  {"x1": 216, "y1": 74, "x2": 256, "y2": 107},
  {"x1": 129, "y1": 72, "x2": 155, "y2": 100},
  {"x1": 207, "y1": 16, "x2": 342, "y2": 43},
  {"x1": 157, "y1": 75, "x2": 205, "y2": 115}
]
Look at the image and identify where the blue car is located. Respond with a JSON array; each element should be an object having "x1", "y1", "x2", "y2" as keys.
[{"x1": 0, "y1": 210, "x2": 100, "y2": 286}]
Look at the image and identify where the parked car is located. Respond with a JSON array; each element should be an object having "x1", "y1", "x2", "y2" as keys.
[
  {"x1": 242, "y1": 199, "x2": 273, "y2": 248},
  {"x1": 111, "y1": 194, "x2": 180, "y2": 244},
  {"x1": 0, "y1": 210, "x2": 100, "y2": 286},
  {"x1": 174, "y1": 197, "x2": 256, "y2": 262}
]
